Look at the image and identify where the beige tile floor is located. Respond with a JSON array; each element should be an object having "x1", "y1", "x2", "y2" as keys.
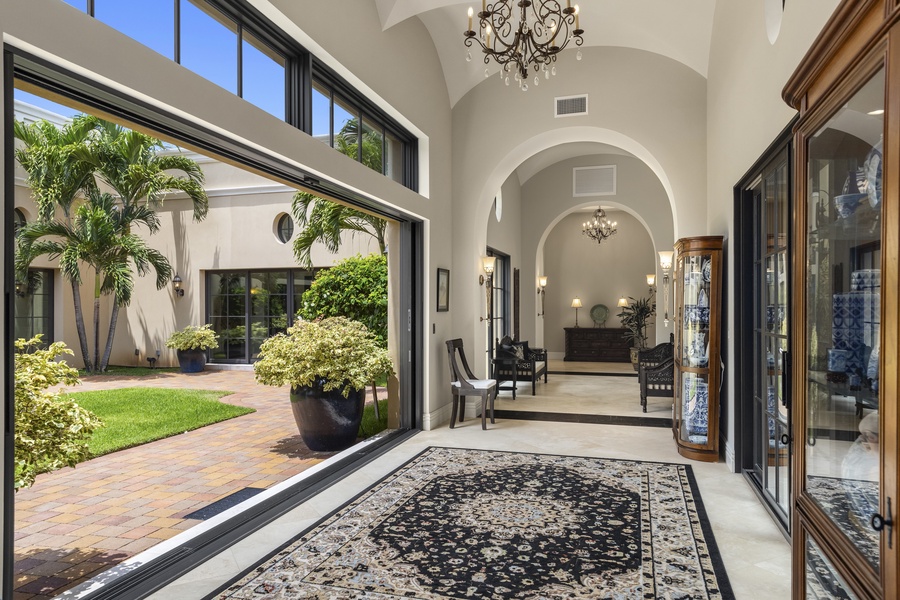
[{"x1": 143, "y1": 364, "x2": 791, "y2": 600}]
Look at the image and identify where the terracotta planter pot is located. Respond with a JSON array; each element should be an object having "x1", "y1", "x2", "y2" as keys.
[
  {"x1": 176, "y1": 349, "x2": 207, "y2": 373},
  {"x1": 290, "y1": 382, "x2": 365, "y2": 452}
]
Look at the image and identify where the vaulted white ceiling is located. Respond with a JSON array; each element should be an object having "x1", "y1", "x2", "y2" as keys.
[{"x1": 375, "y1": 0, "x2": 717, "y2": 106}]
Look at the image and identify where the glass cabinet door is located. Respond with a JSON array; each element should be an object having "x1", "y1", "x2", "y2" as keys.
[
  {"x1": 803, "y1": 66, "x2": 884, "y2": 574},
  {"x1": 678, "y1": 252, "x2": 713, "y2": 446}
]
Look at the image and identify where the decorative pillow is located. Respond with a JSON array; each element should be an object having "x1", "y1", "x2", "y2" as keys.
[{"x1": 511, "y1": 344, "x2": 525, "y2": 362}]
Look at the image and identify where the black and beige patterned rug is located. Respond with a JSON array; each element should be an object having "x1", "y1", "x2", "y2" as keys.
[{"x1": 211, "y1": 447, "x2": 734, "y2": 599}]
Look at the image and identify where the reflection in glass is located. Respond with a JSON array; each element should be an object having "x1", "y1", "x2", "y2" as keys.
[
  {"x1": 386, "y1": 131, "x2": 404, "y2": 183},
  {"x1": 334, "y1": 96, "x2": 357, "y2": 160},
  {"x1": 361, "y1": 116, "x2": 384, "y2": 173},
  {"x1": 312, "y1": 81, "x2": 331, "y2": 145},
  {"x1": 242, "y1": 31, "x2": 285, "y2": 120},
  {"x1": 804, "y1": 67, "x2": 883, "y2": 571},
  {"x1": 806, "y1": 535, "x2": 859, "y2": 599},
  {"x1": 180, "y1": 0, "x2": 238, "y2": 94},
  {"x1": 14, "y1": 270, "x2": 52, "y2": 343},
  {"x1": 94, "y1": 0, "x2": 175, "y2": 59}
]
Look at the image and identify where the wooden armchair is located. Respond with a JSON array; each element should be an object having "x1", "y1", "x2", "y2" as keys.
[
  {"x1": 492, "y1": 336, "x2": 548, "y2": 398},
  {"x1": 446, "y1": 338, "x2": 497, "y2": 429},
  {"x1": 638, "y1": 342, "x2": 674, "y2": 412}
]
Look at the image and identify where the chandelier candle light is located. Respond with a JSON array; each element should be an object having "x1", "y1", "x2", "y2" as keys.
[
  {"x1": 465, "y1": 1, "x2": 584, "y2": 91},
  {"x1": 583, "y1": 207, "x2": 618, "y2": 244}
]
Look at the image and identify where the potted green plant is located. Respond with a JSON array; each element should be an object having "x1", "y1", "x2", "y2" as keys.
[
  {"x1": 617, "y1": 295, "x2": 656, "y2": 370},
  {"x1": 253, "y1": 316, "x2": 394, "y2": 452},
  {"x1": 166, "y1": 324, "x2": 219, "y2": 373}
]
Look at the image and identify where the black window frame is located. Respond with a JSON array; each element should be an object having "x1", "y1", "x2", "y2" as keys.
[
  {"x1": 73, "y1": 0, "x2": 418, "y2": 190},
  {"x1": 5, "y1": 46, "x2": 425, "y2": 600},
  {"x1": 205, "y1": 267, "x2": 319, "y2": 364}
]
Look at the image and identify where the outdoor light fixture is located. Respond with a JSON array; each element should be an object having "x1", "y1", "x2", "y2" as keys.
[
  {"x1": 173, "y1": 274, "x2": 184, "y2": 297},
  {"x1": 571, "y1": 297, "x2": 582, "y2": 328},
  {"x1": 480, "y1": 256, "x2": 497, "y2": 322},
  {"x1": 658, "y1": 251, "x2": 674, "y2": 327},
  {"x1": 464, "y1": 0, "x2": 584, "y2": 91},
  {"x1": 582, "y1": 207, "x2": 618, "y2": 244},
  {"x1": 14, "y1": 280, "x2": 27, "y2": 298},
  {"x1": 617, "y1": 297, "x2": 628, "y2": 308},
  {"x1": 537, "y1": 275, "x2": 548, "y2": 317}
]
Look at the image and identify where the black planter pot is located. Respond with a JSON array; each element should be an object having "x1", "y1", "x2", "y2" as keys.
[
  {"x1": 176, "y1": 349, "x2": 207, "y2": 373},
  {"x1": 290, "y1": 382, "x2": 365, "y2": 452}
]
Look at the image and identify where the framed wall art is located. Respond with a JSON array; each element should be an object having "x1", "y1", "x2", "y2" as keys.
[{"x1": 437, "y1": 268, "x2": 450, "y2": 312}]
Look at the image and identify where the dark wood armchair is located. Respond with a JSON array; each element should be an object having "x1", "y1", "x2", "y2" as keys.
[
  {"x1": 492, "y1": 336, "x2": 548, "y2": 398},
  {"x1": 446, "y1": 338, "x2": 497, "y2": 429},
  {"x1": 638, "y1": 342, "x2": 674, "y2": 412}
]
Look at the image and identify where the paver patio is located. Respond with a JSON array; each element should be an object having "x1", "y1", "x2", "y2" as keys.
[{"x1": 13, "y1": 369, "x2": 359, "y2": 600}]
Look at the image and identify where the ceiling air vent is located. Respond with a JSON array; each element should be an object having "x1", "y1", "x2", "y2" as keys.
[
  {"x1": 573, "y1": 165, "x2": 616, "y2": 197},
  {"x1": 555, "y1": 94, "x2": 588, "y2": 118}
]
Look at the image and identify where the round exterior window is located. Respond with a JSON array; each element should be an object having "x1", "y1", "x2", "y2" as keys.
[{"x1": 276, "y1": 213, "x2": 294, "y2": 243}]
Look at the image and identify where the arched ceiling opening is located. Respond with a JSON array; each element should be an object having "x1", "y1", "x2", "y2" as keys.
[{"x1": 376, "y1": 0, "x2": 716, "y2": 106}]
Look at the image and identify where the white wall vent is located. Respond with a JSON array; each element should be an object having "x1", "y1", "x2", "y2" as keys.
[
  {"x1": 555, "y1": 94, "x2": 588, "y2": 117},
  {"x1": 573, "y1": 165, "x2": 616, "y2": 197}
]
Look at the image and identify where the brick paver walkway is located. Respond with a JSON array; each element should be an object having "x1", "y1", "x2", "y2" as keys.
[{"x1": 13, "y1": 369, "x2": 343, "y2": 600}]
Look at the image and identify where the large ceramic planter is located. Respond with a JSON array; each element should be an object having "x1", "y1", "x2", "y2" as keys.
[
  {"x1": 290, "y1": 382, "x2": 365, "y2": 452},
  {"x1": 176, "y1": 349, "x2": 207, "y2": 373}
]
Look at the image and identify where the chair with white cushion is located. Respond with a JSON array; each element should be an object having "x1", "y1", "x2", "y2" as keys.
[{"x1": 446, "y1": 338, "x2": 498, "y2": 429}]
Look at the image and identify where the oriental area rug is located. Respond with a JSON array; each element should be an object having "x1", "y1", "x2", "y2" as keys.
[{"x1": 211, "y1": 447, "x2": 734, "y2": 599}]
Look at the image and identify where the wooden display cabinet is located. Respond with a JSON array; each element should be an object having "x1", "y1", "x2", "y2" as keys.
[
  {"x1": 672, "y1": 236, "x2": 724, "y2": 462},
  {"x1": 783, "y1": 1, "x2": 898, "y2": 597}
]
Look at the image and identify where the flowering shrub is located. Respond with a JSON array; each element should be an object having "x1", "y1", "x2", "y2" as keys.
[
  {"x1": 254, "y1": 317, "x2": 394, "y2": 398},
  {"x1": 166, "y1": 324, "x2": 219, "y2": 351},
  {"x1": 14, "y1": 336, "x2": 102, "y2": 490}
]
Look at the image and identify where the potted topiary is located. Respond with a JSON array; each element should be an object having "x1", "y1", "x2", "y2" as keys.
[
  {"x1": 617, "y1": 294, "x2": 656, "y2": 370},
  {"x1": 166, "y1": 324, "x2": 219, "y2": 373},
  {"x1": 253, "y1": 316, "x2": 394, "y2": 452}
]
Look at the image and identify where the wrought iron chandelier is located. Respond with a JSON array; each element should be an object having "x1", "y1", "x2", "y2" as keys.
[
  {"x1": 582, "y1": 207, "x2": 617, "y2": 244},
  {"x1": 464, "y1": 0, "x2": 584, "y2": 91}
]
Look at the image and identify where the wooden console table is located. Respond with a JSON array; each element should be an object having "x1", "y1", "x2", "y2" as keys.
[{"x1": 564, "y1": 327, "x2": 630, "y2": 362}]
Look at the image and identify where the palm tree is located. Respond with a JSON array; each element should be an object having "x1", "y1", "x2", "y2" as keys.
[
  {"x1": 16, "y1": 191, "x2": 172, "y2": 372},
  {"x1": 290, "y1": 118, "x2": 386, "y2": 267},
  {"x1": 74, "y1": 120, "x2": 209, "y2": 221},
  {"x1": 73, "y1": 121, "x2": 208, "y2": 370},
  {"x1": 15, "y1": 117, "x2": 208, "y2": 372},
  {"x1": 14, "y1": 116, "x2": 99, "y2": 368}
]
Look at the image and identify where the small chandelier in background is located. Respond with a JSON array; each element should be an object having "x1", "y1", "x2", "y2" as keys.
[
  {"x1": 464, "y1": 0, "x2": 584, "y2": 91},
  {"x1": 582, "y1": 207, "x2": 617, "y2": 244}
]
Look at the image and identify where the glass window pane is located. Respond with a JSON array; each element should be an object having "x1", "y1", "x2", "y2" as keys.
[
  {"x1": 804, "y1": 67, "x2": 883, "y2": 571},
  {"x1": 361, "y1": 116, "x2": 383, "y2": 173},
  {"x1": 385, "y1": 131, "x2": 404, "y2": 183},
  {"x1": 312, "y1": 80, "x2": 331, "y2": 146},
  {"x1": 334, "y1": 96, "x2": 357, "y2": 160},
  {"x1": 180, "y1": 0, "x2": 237, "y2": 94},
  {"x1": 241, "y1": 31, "x2": 285, "y2": 120},
  {"x1": 94, "y1": 0, "x2": 175, "y2": 59}
]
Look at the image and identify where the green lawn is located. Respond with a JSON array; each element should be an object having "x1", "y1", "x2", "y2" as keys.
[
  {"x1": 359, "y1": 398, "x2": 388, "y2": 438},
  {"x1": 78, "y1": 365, "x2": 181, "y2": 377},
  {"x1": 67, "y1": 387, "x2": 254, "y2": 457}
]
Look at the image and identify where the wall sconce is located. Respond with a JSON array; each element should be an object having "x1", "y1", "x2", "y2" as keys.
[
  {"x1": 480, "y1": 256, "x2": 496, "y2": 322},
  {"x1": 537, "y1": 275, "x2": 547, "y2": 317},
  {"x1": 14, "y1": 280, "x2": 27, "y2": 298},
  {"x1": 617, "y1": 297, "x2": 629, "y2": 307},
  {"x1": 173, "y1": 274, "x2": 185, "y2": 297},
  {"x1": 646, "y1": 274, "x2": 656, "y2": 294},
  {"x1": 658, "y1": 251, "x2": 674, "y2": 327},
  {"x1": 571, "y1": 297, "x2": 583, "y2": 328}
]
